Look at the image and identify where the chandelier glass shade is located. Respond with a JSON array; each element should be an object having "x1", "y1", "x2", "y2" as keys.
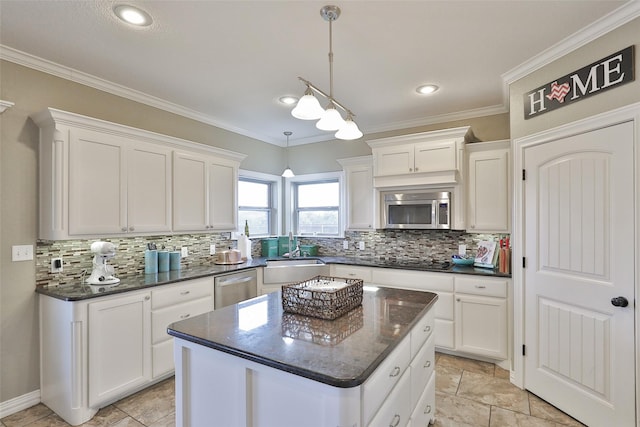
[{"x1": 291, "y1": 5, "x2": 362, "y2": 140}]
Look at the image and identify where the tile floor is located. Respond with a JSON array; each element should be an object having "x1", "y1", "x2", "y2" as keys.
[{"x1": 2, "y1": 353, "x2": 585, "y2": 427}]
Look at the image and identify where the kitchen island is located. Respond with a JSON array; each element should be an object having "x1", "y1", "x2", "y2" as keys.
[{"x1": 168, "y1": 286, "x2": 437, "y2": 427}]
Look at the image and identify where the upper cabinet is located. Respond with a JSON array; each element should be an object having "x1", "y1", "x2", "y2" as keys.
[
  {"x1": 367, "y1": 127, "x2": 472, "y2": 230},
  {"x1": 33, "y1": 108, "x2": 245, "y2": 240},
  {"x1": 466, "y1": 140, "x2": 511, "y2": 233},
  {"x1": 173, "y1": 152, "x2": 239, "y2": 232},
  {"x1": 337, "y1": 156, "x2": 374, "y2": 231}
]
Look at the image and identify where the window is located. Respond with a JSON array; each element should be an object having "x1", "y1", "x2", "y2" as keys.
[
  {"x1": 238, "y1": 171, "x2": 280, "y2": 237},
  {"x1": 289, "y1": 173, "x2": 343, "y2": 236}
]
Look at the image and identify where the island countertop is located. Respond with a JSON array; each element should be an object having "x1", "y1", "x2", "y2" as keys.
[{"x1": 167, "y1": 286, "x2": 437, "y2": 388}]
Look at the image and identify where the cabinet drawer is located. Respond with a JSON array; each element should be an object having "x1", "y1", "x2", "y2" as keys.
[
  {"x1": 151, "y1": 278, "x2": 213, "y2": 309},
  {"x1": 152, "y1": 296, "x2": 213, "y2": 344},
  {"x1": 410, "y1": 372, "x2": 436, "y2": 426},
  {"x1": 330, "y1": 265, "x2": 372, "y2": 282},
  {"x1": 455, "y1": 276, "x2": 507, "y2": 298},
  {"x1": 367, "y1": 367, "x2": 411, "y2": 427},
  {"x1": 152, "y1": 339, "x2": 174, "y2": 378},
  {"x1": 363, "y1": 336, "x2": 411, "y2": 425},
  {"x1": 410, "y1": 333, "x2": 435, "y2": 409},
  {"x1": 373, "y1": 269, "x2": 454, "y2": 292},
  {"x1": 410, "y1": 308, "x2": 434, "y2": 359}
]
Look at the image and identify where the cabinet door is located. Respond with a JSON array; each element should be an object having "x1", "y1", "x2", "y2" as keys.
[
  {"x1": 68, "y1": 128, "x2": 126, "y2": 235},
  {"x1": 345, "y1": 164, "x2": 373, "y2": 230},
  {"x1": 455, "y1": 293, "x2": 507, "y2": 359},
  {"x1": 467, "y1": 148, "x2": 510, "y2": 232},
  {"x1": 88, "y1": 292, "x2": 151, "y2": 407},
  {"x1": 173, "y1": 151, "x2": 208, "y2": 231},
  {"x1": 208, "y1": 159, "x2": 237, "y2": 230},
  {"x1": 128, "y1": 142, "x2": 172, "y2": 233},
  {"x1": 374, "y1": 144, "x2": 414, "y2": 176},
  {"x1": 414, "y1": 140, "x2": 456, "y2": 173}
]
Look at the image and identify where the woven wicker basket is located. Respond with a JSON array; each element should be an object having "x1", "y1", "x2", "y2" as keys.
[{"x1": 281, "y1": 275, "x2": 363, "y2": 320}]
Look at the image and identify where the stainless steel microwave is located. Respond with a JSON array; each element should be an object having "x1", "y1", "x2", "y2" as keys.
[{"x1": 382, "y1": 191, "x2": 451, "y2": 230}]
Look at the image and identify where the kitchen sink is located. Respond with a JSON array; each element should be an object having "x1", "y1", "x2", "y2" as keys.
[{"x1": 263, "y1": 258, "x2": 329, "y2": 284}]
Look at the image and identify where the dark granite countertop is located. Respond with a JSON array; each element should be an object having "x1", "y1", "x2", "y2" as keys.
[
  {"x1": 36, "y1": 256, "x2": 510, "y2": 301},
  {"x1": 167, "y1": 287, "x2": 438, "y2": 388}
]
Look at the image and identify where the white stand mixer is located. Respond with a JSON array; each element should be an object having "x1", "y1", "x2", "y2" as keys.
[{"x1": 86, "y1": 241, "x2": 120, "y2": 286}]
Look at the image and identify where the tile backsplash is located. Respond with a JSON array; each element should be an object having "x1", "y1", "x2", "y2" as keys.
[{"x1": 36, "y1": 230, "x2": 506, "y2": 286}]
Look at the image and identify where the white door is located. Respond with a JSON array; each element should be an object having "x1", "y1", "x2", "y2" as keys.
[{"x1": 523, "y1": 121, "x2": 635, "y2": 426}]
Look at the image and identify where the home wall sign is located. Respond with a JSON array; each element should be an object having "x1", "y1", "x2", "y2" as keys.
[{"x1": 524, "y1": 45, "x2": 634, "y2": 119}]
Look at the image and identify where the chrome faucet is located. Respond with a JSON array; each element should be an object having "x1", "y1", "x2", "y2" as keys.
[{"x1": 287, "y1": 231, "x2": 299, "y2": 258}]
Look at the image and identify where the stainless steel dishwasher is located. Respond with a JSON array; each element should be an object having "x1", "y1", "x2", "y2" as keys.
[{"x1": 214, "y1": 268, "x2": 258, "y2": 309}]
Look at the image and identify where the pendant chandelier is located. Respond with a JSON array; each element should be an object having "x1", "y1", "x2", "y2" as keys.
[
  {"x1": 291, "y1": 5, "x2": 363, "y2": 141},
  {"x1": 281, "y1": 131, "x2": 295, "y2": 178}
]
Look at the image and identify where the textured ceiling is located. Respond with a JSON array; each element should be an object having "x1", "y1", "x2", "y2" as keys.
[{"x1": 0, "y1": 0, "x2": 631, "y2": 145}]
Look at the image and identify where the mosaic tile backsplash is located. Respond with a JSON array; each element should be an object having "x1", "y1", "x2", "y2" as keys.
[{"x1": 36, "y1": 230, "x2": 507, "y2": 286}]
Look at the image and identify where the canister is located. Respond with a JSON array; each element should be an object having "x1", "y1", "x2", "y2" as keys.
[
  {"x1": 278, "y1": 236, "x2": 297, "y2": 256},
  {"x1": 144, "y1": 250, "x2": 158, "y2": 274},
  {"x1": 261, "y1": 238, "x2": 278, "y2": 257},
  {"x1": 158, "y1": 251, "x2": 170, "y2": 272},
  {"x1": 170, "y1": 251, "x2": 181, "y2": 270}
]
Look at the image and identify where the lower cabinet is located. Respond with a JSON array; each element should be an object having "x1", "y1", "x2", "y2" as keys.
[
  {"x1": 454, "y1": 276, "x2": 509, "y2": 360},
  {"x1": 329, "y1": 264, "x2": 511, "y2": 363},
  {"x1": 40, "y1": 277, "x2": 215, "y2": 426},
  {"x1": 88, "y1": 292, "x2": 152, "y2": 407}
]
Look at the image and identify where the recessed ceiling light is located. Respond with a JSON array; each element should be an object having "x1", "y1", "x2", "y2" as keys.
[
  {"x1": 416, "y1": 84, "x2": 439, "y2": 95},
  {"x1": 113, "y1": 5, "x2": 153, "y2": 26},
  {"x1": 279, "y1": 96, "x2": 299, "y2": 105}
]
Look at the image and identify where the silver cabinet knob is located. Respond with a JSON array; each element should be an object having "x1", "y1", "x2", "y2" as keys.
[
  {"x1": 129, "y1": 226, "x2": 134, "y2": 232},
  {"x1": 121, "y1": 227, "x2": 128, "y2": 232}
]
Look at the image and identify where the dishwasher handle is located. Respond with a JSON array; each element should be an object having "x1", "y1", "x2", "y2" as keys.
[{"x1": 216, "y1": 276, "x2": 254, "y2": 287}]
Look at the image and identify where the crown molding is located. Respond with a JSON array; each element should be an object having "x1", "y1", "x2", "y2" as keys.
[
  {"x1": 502, "y1": 0, "x2": 640, "y2": 85},
  {"x1": 0, "y1": 45, "x2": 277, "y2": 144}
]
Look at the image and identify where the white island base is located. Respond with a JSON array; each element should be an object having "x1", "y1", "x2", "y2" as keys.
[{"x1": 171, "y1": 289, "x2": 437, "y2": 427}]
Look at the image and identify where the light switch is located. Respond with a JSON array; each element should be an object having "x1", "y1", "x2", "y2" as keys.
[
  {"x1": 358, "y1": 241, "x2": 365, "y2": 250},
  {"x1": 12, "y1": 245, "x2": 33, "y2": 261},
  {"x1": 343, "y1": 240, "x2": 349, "y2": 250},
  {"x1": 210, "y1": 244, "x2": 216, "y2": 255},
  {"x1": 181, "y1": 247, "x2": 189, "y2": 257}
]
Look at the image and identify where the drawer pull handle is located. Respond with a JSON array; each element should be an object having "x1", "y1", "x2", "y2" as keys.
[
  {"x1": 180, "y1": 314, "x2": 190, "y2": 319},
  {"x1": 389, "y1": 414, "x2": 401, "y2": 427},
  {"x1": 424, "y1": 360, "x2": 431, "y2": 368},
  {"x1": 475, "y1": 285, "x2": 486, "y2": 289},
  {"x1": 424, "y1": 405, "x2": 432, "y2": 414},
  {"x1": 423, "y1": 325, "x2": 431, "y2": 332},
  {"x1": 180, "y1": 291, "x2": 190, "y2": 295},
  {"x1": 389, "y1": 366, "x2": 401, "y2": 377}
]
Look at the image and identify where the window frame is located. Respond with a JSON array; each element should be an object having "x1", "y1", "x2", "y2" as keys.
[
  {"x1": 238, "y1": 170, "x2": 282, "y2": 237},
  {"x1": 284, "y1": 171, "x2": 345, "y2": 237}
]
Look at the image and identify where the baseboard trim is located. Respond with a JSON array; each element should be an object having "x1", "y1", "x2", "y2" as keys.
[{"x1": 0, "y1": 389, "x2": 41, "y2": 419}]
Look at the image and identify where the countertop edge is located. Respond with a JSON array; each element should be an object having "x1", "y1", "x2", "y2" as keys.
[{"x1": 168, "y1": 293, "x2": 439, "y2": 388}]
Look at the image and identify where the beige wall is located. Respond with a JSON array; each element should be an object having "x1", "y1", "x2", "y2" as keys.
[
  {"x1": 0, "y1": 60, "x2": 508, "y2": 402},
  {"x1": 510, "y1": 17, "x2": 640, "y2": 139}
]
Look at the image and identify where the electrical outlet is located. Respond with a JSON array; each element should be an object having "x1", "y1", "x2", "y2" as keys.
[
  {"x1": 181, "y1": 247, "x2": 189, "y2": 257},
  {"x1": 209, "y1": 244, "x2": 216, "y2": 255},
  {"x1": 358, "y1": 241, "x2": 365, "y2": 250},
  {"x1": 51, "y1": 257, "x2": 63, "y2": 273},
  {"x1": 12, "y1": 245, "x2": 33, "y2": 261},
  {"x1": 343, "y1": 240, "x2": 349, "y2": 250}
]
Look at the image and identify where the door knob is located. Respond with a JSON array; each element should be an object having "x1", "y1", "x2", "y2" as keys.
[{"x1": 611, "y1": 296, "x2": 629, "y2": 307}]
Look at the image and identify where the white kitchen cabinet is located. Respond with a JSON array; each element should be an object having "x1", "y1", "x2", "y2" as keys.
[
  {"x1": 454, "y1": 275, "x2": 509, "y2": 360},
  {"x1": 337, "y1": 156, "x2": 374, "y2": 231},
  {"x1": 173, "y1": 151, "x2": 240, "y2": 232},
  {"x1": 372, "y1": 267, "x2": 455, "y2": 350},
  {"x1": 466, "y1": 140, "x2": 511, "y2": 233},
  {"x1": 32, "y1": 107, "x2": 245, "y2": 240},
  {"x1": 39, "y1": 276, "x2": 218, "y2": 425},
  {"x1": 367, "y1": 127, "x2": 471, "y2": 230},
  {"x1": 330, "y1": 264, "x2": 373, "y2": 283},
  {"x1": 150, "y1": 278, "x2": 214, "y2": 378},
  {"x1": 88, "y1": 291, "x2": 152, "y2": 407}
]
